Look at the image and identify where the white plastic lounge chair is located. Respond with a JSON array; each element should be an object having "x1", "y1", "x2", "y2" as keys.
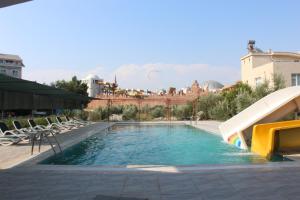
[
  {"x1": 71, "y1": 116, "x2": 92, "y2": 125},
  {"x1": 28, "y1": 119, "x2": 62, "y2": 153},
  {"x1": 0, "y1": 122, "x2": 28, "y2": 141},
  {"x1": 63, "y1": 116, "x2": 85, "y2": 127},
  {"x1": 13, "y1": 120, "x2": 36, "y2": 136},
  {"x1": 13, "y1": 120, "x2": 41, "y2": 154},
  {"x1": 0, "y1": 135, "x2": 21, "y2": 146},
  {"x1": 64, "y1": 116, "x2": 86, "y2": 126},
  {"x1": 56, "y1": 116, "x2": 77, "y2": 128},
  {"x1": 45, "y1": 117, "x2": 71, "y2": 131}
]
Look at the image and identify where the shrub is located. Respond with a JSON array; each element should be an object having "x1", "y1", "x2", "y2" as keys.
[
  {"x1": 110, "y1": 105, "x2": 123, "y2": 115},
  {"x1": 150, "y1": 105, "x2": 165, "y2": 118},
  {"x1": 210, "y1": 100, "x2": 232, "y2": 121},
  {"x1": 253, "y1": 81, "x2": 271, "y2": 100},
  {"x1": 197, "y1": 93, "x2": 221, "y2": 120},
  {"x1": 74, "y1": 110, "x2": 89, "y2": 120},
  {"x1": 122, "y1": 105, "x2": 138, "y2": 120},
  {"x1": 88, "y1": 108, "x2": 102, "y2": 121},
  {"x1": 62, "y1": 109, "x2": 75, "y2": 117},
  {"x1": 235, "y1": 91, "x2": 257, "y2": 113},
  {"x1": 272, "y1": 73, "x2": 286, "y2": 91},
  {"x1": 172, "y1": 104, "x2": 193, "y2": 120}
]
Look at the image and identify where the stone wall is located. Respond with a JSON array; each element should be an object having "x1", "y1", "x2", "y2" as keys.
[{"x1": 87, "y1": 94, "x2": 201, "y2": 110}]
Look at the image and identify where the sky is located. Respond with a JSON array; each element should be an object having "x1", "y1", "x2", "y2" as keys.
[{"x1": 0, "y1": 0, "x2": 300, "y2": 90}]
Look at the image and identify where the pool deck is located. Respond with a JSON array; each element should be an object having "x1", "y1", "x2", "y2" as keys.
[
  {"x1": 184, "y1": 120, "x2": 222, "y2": 136},
  {"x1": 0, "y1": 122, "x2": 114, "y2": 169},
  {"x1": 3, "y1": 162, "x2": 300, "y2": 200},
  {"x1": 2, "y1": 120, "x2": 300, "y2": 199}
]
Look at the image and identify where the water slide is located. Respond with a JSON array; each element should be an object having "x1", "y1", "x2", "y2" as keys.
[{"x1": 219, "y1": 86, "x2": 300, "y2": 150}]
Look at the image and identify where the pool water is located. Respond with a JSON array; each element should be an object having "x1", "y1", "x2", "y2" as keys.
[{"x1": 42, "y1": 124, "x2": 267, "y2": 165}]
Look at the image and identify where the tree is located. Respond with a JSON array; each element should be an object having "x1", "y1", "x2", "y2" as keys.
[
  {"x1": 272, "y1": 73, "x2": 286, "y2": 91},
  {"x1": 51, "y1": 76, "x2": 88, "y2": 96}
]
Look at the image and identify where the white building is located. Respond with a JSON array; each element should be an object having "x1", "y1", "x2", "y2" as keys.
[
  {"x1": 82, "y1": 74, "x2": 104, "y2": 97},
  {"x1": 0, "y1": 54, "x2": 24, "y2": 79},
  {"x1": 241, "y1": 40, "x2": 300, "y2": 87}
]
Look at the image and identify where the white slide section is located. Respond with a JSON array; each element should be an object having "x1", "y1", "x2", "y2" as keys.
[{"x1": 219, "y1": 86, "x2": 300, "y2": 149}]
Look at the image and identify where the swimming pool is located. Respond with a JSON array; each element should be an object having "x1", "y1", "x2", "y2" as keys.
[{"x1": 42, "y1": 124, "x2": 267, "y2": 165}]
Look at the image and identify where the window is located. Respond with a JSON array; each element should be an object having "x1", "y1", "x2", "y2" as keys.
[
  {"x1": 255, "y1": 77, "x2": 262, "y2": 86},
  {"x1": 12, "y1": 70, "x2": 18, "y2": 77},
  {"x1": 0, "y1": 69, "x2": 6, "y2": 74},
  {"x1": 291, "y1": 74, "x2": 300, "y2": 86},
  {"x1": 5, "y1": 60, "x2": 13, "y2": 64}
]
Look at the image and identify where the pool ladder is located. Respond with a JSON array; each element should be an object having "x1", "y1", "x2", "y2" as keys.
[{"x1": 30, "y1": 131, "x2": 62, "y2": 155}]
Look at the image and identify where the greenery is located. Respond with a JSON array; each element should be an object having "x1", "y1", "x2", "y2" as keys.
[
  {"x1": 51, "y1": 76, "x2": 88, "y2": 96},
  {"x1": 150, "y1": 105, "x2": 165, "y2": 118},
  {"x1": 172, "y1": 104, "x2": 193, "y2": 120},
  {"x1": 122, "y1": 105, "x2": 138, "y2": 120},
  {"x1": 197, "y1": 73, "x2": 286, "y2": 121},
  {"x1": 3, "y1": 116, "x2": 54, "y2": 130},
  {"x1": 86, "y1": 74, "x2": 286, "y2": 122}
]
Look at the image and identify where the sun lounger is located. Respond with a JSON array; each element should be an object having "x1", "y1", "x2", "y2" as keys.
[
  {"x1": 0, "y1": 135, "x2": 21, "y2": 146},
  {"x1": 65, "y1": 116, "x2": 87, "y2": 127},
  {"x1": 71, "y1": 116, "x2": 92, "y2": 125},
  {"x1": 28, "y1": 119, "x2": 62, "y2": 153},
  {"x1": 0, "y1": 121, "x2": 28, "y2": 141},
  {"x1": 56, "y1": 116, "x2": 77, "y2": 128},
  {"x1": 64, "y1": 116, "x2": 86, "y2": 126},
  {"x1": 13, "y1": 120, "x2": 41, "y2": 154},
  {"x1": 45, "y1": 117, "x2": 71, "y2": 131}
]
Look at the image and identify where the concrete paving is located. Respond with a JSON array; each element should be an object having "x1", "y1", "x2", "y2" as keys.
[
  {"x1": 184, "y1": 121, "x2": 222, "y2": 136},
  {"x1": 1, "y1": 164, "x2": 300, "y2": 200}
]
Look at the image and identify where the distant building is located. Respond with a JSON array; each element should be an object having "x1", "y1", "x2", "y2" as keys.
[
  {"x1": 190, "y1": 80, "x2": 201, "y2": 95},
  {"x1": 82, "y1": 74, "x2": 104, "y2": 97},
  {"x1": 201, "y1": 80, "x2": 224, "y2": 92},
  {"x1": 241, "y1": 40, "x2": 300, "y2": 87},
  {"x1": 0, "y1": 54, "x2": 24, "y2": 79}
]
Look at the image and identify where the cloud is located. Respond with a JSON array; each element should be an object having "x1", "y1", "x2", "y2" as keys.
[
  {"x1": 23, "y1": 63, "x2": 240, "y2": 89},
  {"x1": 111, "y1": 63, "x2": 240, "y2": 90}
]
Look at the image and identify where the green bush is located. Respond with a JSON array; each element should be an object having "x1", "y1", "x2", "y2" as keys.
[
  {"x1": 74, "y1": 110, "x2": 89, "y2": 120},
  {"x1": 253, "y1": 81, "x2": 271, "y2": 100},
  {"x1": 235, "y1": 91, "x2": 257, "y2": 113},
  {"x1": 2, "y1": 117, "x2": 48, "y2": 129},
  {"x1": 88, "y1": 109, "x2": 102, "y2": 121},
  {"x1": 272, "y1": 73, "x2": 286, "y2": 91},
  {"x1": 150, "y1": 105, "x2": 165, "y2": 118},
  {"x1": 172, "y1": 104, "x2": 193, "y2": 120},
  {"x1": 197, "y1": 93, "x2": 221, "y2": 120},
  {"x1": 210, "y1": 100, "x2": 232, "y2": 121},
  {"x1": 122, "y1": 105, "x2": 138, "y2": 120},
  {"x1": 110, "y1": 105, "x2": 124, "y2": 115}
]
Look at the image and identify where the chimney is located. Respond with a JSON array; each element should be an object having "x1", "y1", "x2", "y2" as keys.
[{"x1": 247, "y1": 40, "x2": 256, "y2": 53}]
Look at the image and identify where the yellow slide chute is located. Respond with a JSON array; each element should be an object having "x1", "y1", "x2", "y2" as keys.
[{"x1": 251, "y1": 120, "x2": 300, "y2": 159}]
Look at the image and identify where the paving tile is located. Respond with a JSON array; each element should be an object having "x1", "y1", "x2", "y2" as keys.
[
  {"x1": 161, "y1": 193, "x2": 203, "y2": 200},
  {"x1": 121, "y1": 193, "x2": 160, "y2": 200}
]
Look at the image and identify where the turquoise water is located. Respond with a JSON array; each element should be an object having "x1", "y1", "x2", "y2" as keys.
[{"x1": 42, "y1": 124, "x2": 267, "y2": 165}]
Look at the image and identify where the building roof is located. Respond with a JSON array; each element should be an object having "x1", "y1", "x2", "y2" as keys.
[
  {"x1": 0, "y1": 74, "x2": 90, "y2": 101},
  {"x1": 201, "y1": 80, "x2": 224, "y2": 90},
  {"x1": 0, "y1": 0, "x2": 31, "y2": 8},
  {"x1": 0, "y1": 54, "x2": 23, "y2": 61},
  {"x1": 0, "y1": 74, "x2": 94, "y2": 110},
  {"x1": 241, "y1": 51, "x2": 300, "y2": 60}
]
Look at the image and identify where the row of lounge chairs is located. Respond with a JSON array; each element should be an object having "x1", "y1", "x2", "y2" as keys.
[{"x1": 0, "y1": 116, "x2": 91, "y2": 154}]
